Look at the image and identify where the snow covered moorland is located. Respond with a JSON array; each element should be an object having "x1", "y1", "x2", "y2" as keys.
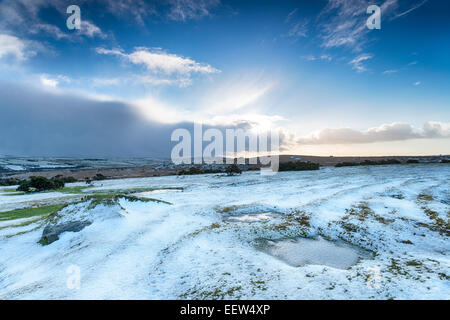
[{"x1": 0, "y1": 164, "x2": 448, "y2": 299}]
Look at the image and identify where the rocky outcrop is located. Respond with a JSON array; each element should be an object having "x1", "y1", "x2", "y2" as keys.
[{"x1": 39, "y1": 221, "x2": 92, "y2": 245}]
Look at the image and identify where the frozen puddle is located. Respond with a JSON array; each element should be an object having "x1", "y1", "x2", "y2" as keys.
[
  {"x1": 224, "y1": 212, "x2": 278, "y2": 222},
  {"x1": 257, "y1": 236, "x2": 370, "y2": 269}
]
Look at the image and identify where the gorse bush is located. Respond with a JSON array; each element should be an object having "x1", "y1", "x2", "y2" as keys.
[
  {"x1": 17, "y1": 176, "x2": 65, "y2": 193},
  {"x1": 226, "y1": 164, "x2": 242, "y2": 176},
  {"x1": 93, "y1": 173, "x2": 107, "y2": 181},
  {"x1": 178, "y1": 167, "x2": 205, "y2": 175},
  {"x1": 278, "y1": 161, "x2": 320, "y2": 171},
  {"x1": 178, "y1": 165, "x2": 242, "y2": 176}
]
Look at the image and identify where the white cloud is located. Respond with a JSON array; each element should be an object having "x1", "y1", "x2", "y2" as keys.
[
  {"x1": 96, "y1": 47, "x2": 220, "y2": 86},
  {"x1": 40, "y1": 75, "x2": 58, "y2": 88},
  {"x1": 39, "y1": 74, "x2": 71, "y2": 88},
  {"x1": 422, "y1": 121, "x2": 450, "y2": 137},
  {"x1": 128, "y1": 48, "x2": 220, "y2": 75},
  {"x1": 413, "y1": 81, "x2": 421, "y2": 86},
  {"x1": 349, "y1": 54, "x2": 373, "y2": 72},
  {"x1": 296, "y1": 122, "x2": 450, "y2": 145},
  {"x1": 96, "y1": 48, "x2": 123, "y2": 56},
  {"x1": 79, "y1": 21, "x2": 106, "y2": 38},
  {"x1": 0, "y1": 34, "x2": 29, "y2": 60}
]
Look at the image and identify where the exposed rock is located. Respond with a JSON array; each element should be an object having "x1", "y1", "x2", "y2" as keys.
[{"x1": 39, "y1": 221, "x2": 92, "y2": 245}]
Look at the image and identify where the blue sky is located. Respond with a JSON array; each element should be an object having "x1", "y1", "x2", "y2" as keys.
[{"x1": 0, "y1": 0, "x2": 449, "y2": 157}]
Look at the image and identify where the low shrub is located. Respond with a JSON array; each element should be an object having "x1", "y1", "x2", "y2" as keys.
[
  {"x1": 278, "y1": 161, "x2": 320, "y2": 171},
  {"x1": 17, "y1": 176, "x2": 65, "y2": 193}
]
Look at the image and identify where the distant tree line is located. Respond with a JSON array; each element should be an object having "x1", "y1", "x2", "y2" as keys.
[{"x1": 335, "y1": 159, "x2": 401, "y2": 167}]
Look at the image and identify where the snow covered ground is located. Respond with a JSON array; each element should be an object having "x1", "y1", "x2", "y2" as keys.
[{"x1": 0, "y1": 164, "x2": 448, "y2": 299}]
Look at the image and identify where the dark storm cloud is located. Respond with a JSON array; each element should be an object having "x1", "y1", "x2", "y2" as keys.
[
  {"x1": 0, "y1": 83, "x2": 282, "y2": 158},
  {"x1": 0, "y1": 83, "x2": 183, "y2": 157}
]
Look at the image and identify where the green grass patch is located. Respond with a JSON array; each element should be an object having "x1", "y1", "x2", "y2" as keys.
[
  {"x1": 85, "y1": 193, "x2": 172, "y2": 209},
  {"x1": 0, "y1": 204, "x2": 66, "y2": 221},
  {"x1": 58, "y1": 186, "x2": 90, "y2": 194},
  {"x1": 0, "y1": 191, "x2": 26, "y2": 196},
  {"x1": 90, "y1": 187, "x2": 182, "y2": 195},
  {"x1": 0, "y1": 188, "x2": 26, "y2": 196}
]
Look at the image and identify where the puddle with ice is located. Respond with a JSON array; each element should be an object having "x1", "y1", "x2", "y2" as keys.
[
  {"x1": 256, "y1": 236, "x2": 371, "y2": 269},
  {"x1": 224, "y1": 212, "x2": 279, "y2": 222}
]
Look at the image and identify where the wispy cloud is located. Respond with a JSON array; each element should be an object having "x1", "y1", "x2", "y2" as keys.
[
  {"x1": 101, "y1": 0, "x2": 155, "y2": 25},
  {"x1": 302, "y1": 54, "x2": 332, "y2": 62},
  {"x1": 413, "y1": 81, "x2": 421, "y2": 86},
  {"x1": 31, "y1": 23, "x2": 69, "y2": 40},
  {"x1": 285, "y1": 8, "x2": 298, "y2": 23},
  {"x1": 30, "y1": 20, "x2": 105, "y2": 40},
  {"x1": 391, "y1": 0, "x2": 428, "y2": 20},
  {"x1": 318, "y1": 0, "x2": 398, "y2": 50},
  {"x1": 167, "y1": 0, "x2": 221, "y2": 21},
  {"x1": 284, "y1": 8, "x2": 309, "y2": 40},
  {"x1": 101, "y1": 0, "x2": 221, "y2": 24},
  {"x1": 317, "y1": 0, "x2": 429, "y2": 50},
  {"x1": 349, "y1": 54, "x2": 373, "y2": 72},
  {"x1": 382, "y1": 69, "x2": 398, "y2": 75},
  {"x1": 287, "y1": 21, "x2": 308, "y2": 39}
]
